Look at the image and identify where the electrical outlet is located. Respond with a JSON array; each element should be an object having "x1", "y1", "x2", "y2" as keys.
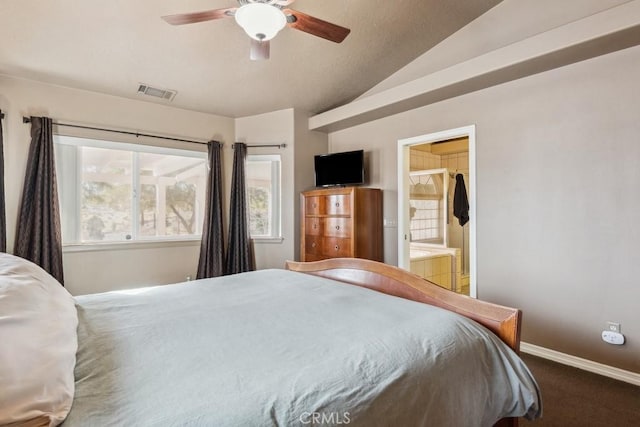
[
  {"x1": 602, "y1": 330, "x2": 625, "y2": 345},
  {"x1": 383, "y1": 218, "x2": 398, "y2": 227},
  {"x1": 606, "y1": 322, "x2": 621, "y2": 333}
]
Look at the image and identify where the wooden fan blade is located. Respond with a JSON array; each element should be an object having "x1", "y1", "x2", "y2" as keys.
[
  {"x1": 283, "y1": 8, "x2": 350, "y2": 43},
  {"x1": 162, "y1": 8, "x2": 236, "y2": 26},
  {"x1": 250, "y1": 39, "x2": 270, "y2": 61}
]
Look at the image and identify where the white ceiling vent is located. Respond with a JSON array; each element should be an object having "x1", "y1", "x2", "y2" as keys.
[{"x1": 137, "y1": 83, "x2": 177, "y2": 101}]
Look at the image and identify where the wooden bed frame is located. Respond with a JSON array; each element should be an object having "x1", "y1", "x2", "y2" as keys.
[{"x1": 286, "y1": 257, "x2": 522, "y2": 427}]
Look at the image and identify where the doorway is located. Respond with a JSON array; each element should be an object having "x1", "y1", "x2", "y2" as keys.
[{"x1": 397, "y1": 126, "x2": 476, "y2": 297}]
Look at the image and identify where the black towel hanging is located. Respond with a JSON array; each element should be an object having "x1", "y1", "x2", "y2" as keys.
[{"x1": 453, "y1": 174, "x2": 469, "y2": 226}]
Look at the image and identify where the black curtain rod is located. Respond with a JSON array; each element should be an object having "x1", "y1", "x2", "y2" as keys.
[
  {"x1": 22, "y1": 116, "x2": 208, "y2": 145},
  {"x1": 232, "y1": 142, "x2": 287, "y2": 149}
]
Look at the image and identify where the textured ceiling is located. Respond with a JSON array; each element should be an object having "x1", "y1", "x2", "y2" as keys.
[{"x1": 0, "y1": 0, "x2": 501, "y2": 118}]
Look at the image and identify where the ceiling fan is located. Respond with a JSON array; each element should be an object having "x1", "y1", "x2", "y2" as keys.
[{"x1": 162, "y1": 0, "x2": 351, "y2": 60}]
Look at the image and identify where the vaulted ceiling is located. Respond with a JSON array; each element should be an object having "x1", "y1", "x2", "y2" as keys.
[{"x1": 0, "y1": 0, "x2": 502, "y2": 118}]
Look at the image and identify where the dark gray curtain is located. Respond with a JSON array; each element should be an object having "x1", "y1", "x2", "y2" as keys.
[
  {"x1": 196, "y1": 141, "x2": 225, "y2": 279},
  {"x1": 225, "y1": 143, "x2": 254, "y2": 274},
  {"x1": 14, "y1": 116, "x2": 64, "y2": 284},
  {"x1": 0, "y1": 110, "x2": 5, "y2": 252}
]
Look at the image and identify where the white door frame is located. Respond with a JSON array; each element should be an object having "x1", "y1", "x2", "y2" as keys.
[{"x1": 397, "y1": 125, "x2": 477, "y2": 298}]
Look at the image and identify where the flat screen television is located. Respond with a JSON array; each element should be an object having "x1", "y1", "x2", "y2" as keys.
[{"x1": 314, "y1": 149, "x2": 364, "y2": 187}]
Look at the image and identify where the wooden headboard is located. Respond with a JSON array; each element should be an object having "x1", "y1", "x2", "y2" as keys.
[{"x1": 285, "y1": 257, "x2": 522, "y2": 354}]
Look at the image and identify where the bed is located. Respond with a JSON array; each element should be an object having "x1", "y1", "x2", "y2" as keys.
[{"x1": 0, "y1": 254, "x2": 541, "y2": 427}]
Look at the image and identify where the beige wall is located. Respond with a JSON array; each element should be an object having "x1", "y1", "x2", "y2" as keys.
[
  {"x1": 235, "y1": 109, "x2": 296, "y2": 270},
  {"x1": 235, "y1": 109, "x2": 328, "y2": 268},
  {"x1": 328, "y1": 45, "x2": 640, "y2": 373},
  {"x1": 293, "y1": 110, "x2": 329, "y2": 260},
  {"x1": 0, "y1": 75, "x2": 235, "y2": 295}
]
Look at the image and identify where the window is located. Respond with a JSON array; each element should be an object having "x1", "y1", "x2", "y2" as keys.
[
  {"x1": 409, "y1": 170, "x2": 446, "y2": 245},
  {"x1": 55, "y1": 136, "x2": 282, "y2": 245},
  {"x1": 246, "y1": 155, "x2": 281, "y2": 239},
  {"x1": 55, "y1": 135, "x2": 207, "y2": 245}
]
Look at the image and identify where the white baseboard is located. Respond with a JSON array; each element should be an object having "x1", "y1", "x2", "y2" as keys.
[{"x1": 521, "y1": 342, "x2": 640, "y2": 387}]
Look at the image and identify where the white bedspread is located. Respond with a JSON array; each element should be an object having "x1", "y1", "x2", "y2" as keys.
[{"x1": 63, "y1": 269, "x2": 541, "y2": 426}]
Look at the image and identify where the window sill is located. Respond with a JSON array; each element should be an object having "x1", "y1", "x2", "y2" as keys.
[
  {"x1": 252, "y1": 237, "x2": 284, "y2": 244},
  {"x1": 63, "y1": 236, "x2": 283, "y2": 253},
  {"x1": 63, "y1": 239, "x2": 201, "y2": 253}
]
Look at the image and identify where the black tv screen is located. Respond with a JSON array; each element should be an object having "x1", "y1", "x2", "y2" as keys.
[{"x1": 314, "y1": 150, "x2": 364, "y2": 187}]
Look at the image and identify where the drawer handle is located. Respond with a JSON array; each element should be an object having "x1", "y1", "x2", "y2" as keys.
[
  {"x1": 313, "y1": 224, "x2": 317, "y2": 229},
  {"x1": 311, "y1": 243, "x2": 316, "y2": 248},
  {"x1": 313, "y1": 203, "x2": 317, "y2": 208},
  {"x1": 335, "y1": 225, "x2": 340, "y2": 230},
  {"x1": 334, "y1": 245, "x2": 340, "y2": 251},
  {"x1": 335, "y1": 202, "x2": 340, "y2": 207}
]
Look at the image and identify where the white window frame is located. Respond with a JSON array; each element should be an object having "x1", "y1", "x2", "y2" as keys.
[
  {"x1": 246, "y1": 154, "x2": 282, "y2": 241},
  {"x1": 54, "y1": 135, "x2": 207, "y2": 250}
]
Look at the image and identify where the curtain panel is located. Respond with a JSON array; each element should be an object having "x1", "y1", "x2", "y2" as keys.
[
  {"x1": 196, "y1": 141, "x2": 225, "y2": 279},
  {"x1": 14, "y1": 116, "x2": 64, "y2": 284},
  {"x1": 0, "y1": 110, "x2": 5, "y2": 252},
  {"x1": 225, "y1": 143, "x2": 254, "y2": 274}
]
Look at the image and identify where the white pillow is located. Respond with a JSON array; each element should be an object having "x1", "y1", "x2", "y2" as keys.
[{"x1": 0, "y1": 253, "x2": 78, "y2": 427}]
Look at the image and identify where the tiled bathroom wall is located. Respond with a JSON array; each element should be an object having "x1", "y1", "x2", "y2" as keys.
[
  {"x1": 410, "y1": 255, "x2": 453, "y2": 290},
  {"x1": 441, "y1": 152, "x2": 469, "y2": 173},
  {"x1": 408, "y1": 143, "x2": 470, "y2": 295},
  {"x1": 410, "y1": 150, "x2": 440, "y2": 171},
  {"x1": 409, "y1": 247, "x2": 463, "y2": 293},
  {"x1": 442, "y1": 152, "x2": 470, "y2": 276}
]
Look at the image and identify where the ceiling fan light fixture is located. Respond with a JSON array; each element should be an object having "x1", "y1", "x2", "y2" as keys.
[{"x1": 235, "y1": 3, "x2": 287, "y2": 41}]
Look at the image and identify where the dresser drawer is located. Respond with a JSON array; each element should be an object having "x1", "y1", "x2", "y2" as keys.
[
  {"x1": 323, "y1": 217, "x2": 351, "y2": 238},
  {"x1": 322, "y1": 237, "x2": 352, "y2": 257},
  {"x1": 303, "y1": 253, "x2": 327, "y2": 262},
  {"x1": 325, "y1": 194, "x2": 350, "y2": 215},
  {"x1": 305, "y1": 217, "x2": 322, "y2": 236},
  {"x1": 305, "y1": 236, "x2": 322, "y2": 255},
  {"x1": 305, "y1": 196, "x2": 324, "y2": 216}
]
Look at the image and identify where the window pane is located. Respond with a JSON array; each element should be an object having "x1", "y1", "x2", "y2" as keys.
[
  {"x1": 248, "y1": 186, "x2": 271, "y2": 236},
  {"x1": 139, "y1": 152, "x2": 206, "y2": 237},
  {"x1": 165, "y1": 182, "x2": 197, "y2": 235},
  {"x1": 247, "y1": 158, "x2": 279, "y2": 238},
  {"x1": 139, "y1": 184, "x2": 157, "y2": 237},
  {"x1": 80, "y1": 147, "x2": 132, "y2": 242}
]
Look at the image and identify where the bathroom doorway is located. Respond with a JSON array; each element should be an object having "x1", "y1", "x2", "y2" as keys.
[{"x1": 397, "y1": 126, "x2": 476, "y2": 297}]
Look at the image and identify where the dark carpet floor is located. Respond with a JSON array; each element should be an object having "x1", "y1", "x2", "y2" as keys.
[{"x1": 519, "y1": 354, "x2": 640, "y2": 426}]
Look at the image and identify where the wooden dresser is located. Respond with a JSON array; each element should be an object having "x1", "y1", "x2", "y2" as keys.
[{"x1": 300, "y1": 187, "x2": 382, "y2": 262}]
